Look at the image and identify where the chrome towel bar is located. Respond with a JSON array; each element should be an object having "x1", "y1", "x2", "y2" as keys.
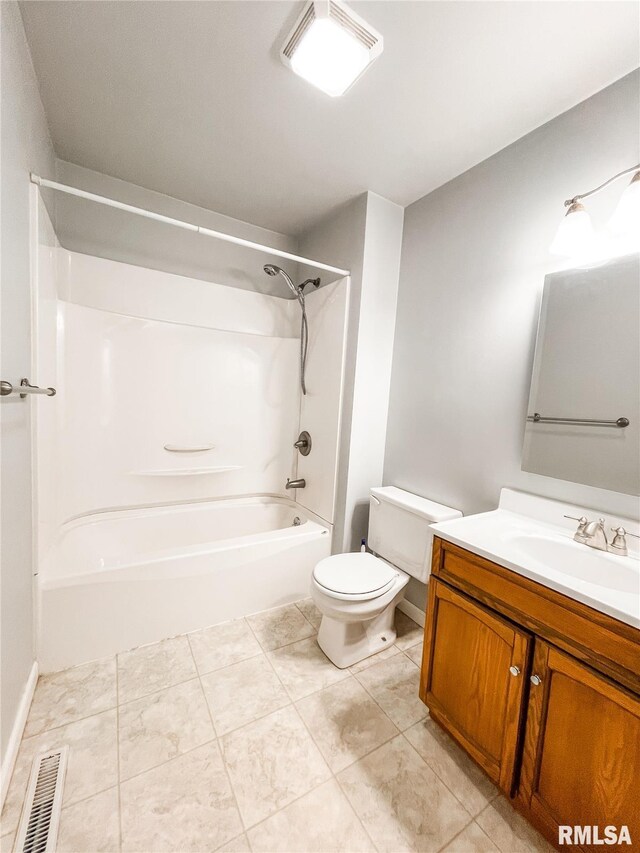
[
  {"x1": 527, "y1": 413, "x2": 629, "y2": 428},
  {"x1": 1, "y1": 378, "x2": 56, "y2": 398}
]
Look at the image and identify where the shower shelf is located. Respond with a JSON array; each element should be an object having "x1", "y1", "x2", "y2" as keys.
[{"x1": 130, "y1": 466, "x2": 242, "y2": 477}]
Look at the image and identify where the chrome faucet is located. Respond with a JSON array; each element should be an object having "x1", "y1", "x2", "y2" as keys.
[
  {"x1": 583, "y1": 518, "x2": 609, "y2": 552},
  {"x1": 286, "y1": 478, "x2": 306, "y2": 489},
  {"x1": 565, "y1": 515, "x2": 639, "y2": 556}
]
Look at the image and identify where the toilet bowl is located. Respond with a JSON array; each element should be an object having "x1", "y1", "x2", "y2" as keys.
[
  {"x1": 311, "y1": 487, "x2": 461, "y2": 668},
  {"x1": 311, "y1": 552, "x2": 410, "y2": 668}
]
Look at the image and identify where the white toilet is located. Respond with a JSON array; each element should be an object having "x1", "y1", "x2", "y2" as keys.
[{"x1": 311, "y1": 486, "x2": 461, "y2": 668}]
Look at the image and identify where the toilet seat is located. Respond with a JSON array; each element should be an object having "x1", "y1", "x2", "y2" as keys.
[{"x1": 312, "y1": 553, "x2": 398, "y2": 602}]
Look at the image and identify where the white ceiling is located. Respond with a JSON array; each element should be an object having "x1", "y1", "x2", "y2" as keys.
[{"x1": 20, "y1": 1, "x2": 640, "y2": 236}]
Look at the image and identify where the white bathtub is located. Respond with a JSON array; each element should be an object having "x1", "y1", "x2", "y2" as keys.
[{"x1": 37, "y1": 496, "x2": 331, "y2": 672}]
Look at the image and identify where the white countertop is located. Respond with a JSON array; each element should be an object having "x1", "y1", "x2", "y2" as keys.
[{"x1": 430, "y1": 490, "x2": 640, "y2": 630}]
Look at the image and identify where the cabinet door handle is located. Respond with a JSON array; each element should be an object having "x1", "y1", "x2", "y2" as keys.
[
  {"x1": 530, "y1": 674, "x2": 542, "y2": 686},
  {"x1": 509, "y1": 665, "x2": 521, "y2": 677}
]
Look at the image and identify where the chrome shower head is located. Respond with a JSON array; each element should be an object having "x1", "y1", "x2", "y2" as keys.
[
  {"x1": 262, "y1": 264, "x2": 310, "y2": 396},
  {"x1": 263, "y1": 263, "x2": 298, "y2": 299}
]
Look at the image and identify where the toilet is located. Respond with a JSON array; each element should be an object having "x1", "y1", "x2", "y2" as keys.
[{"x1": 311, "y1": 486, "x2": 461, "y2": 668}]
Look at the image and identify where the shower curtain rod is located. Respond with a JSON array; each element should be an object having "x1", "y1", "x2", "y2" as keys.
[{"x1": 30, "y1": 174, "x2": 351, "y2": 277}]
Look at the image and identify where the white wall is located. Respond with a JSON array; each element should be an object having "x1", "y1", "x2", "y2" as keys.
[
  {"x1": 58, "y1": 249, "x2": 298, "y2": 338},
  {"x1": 32, "y1": 197, "x2": 60, "y2": 568},
  {"x1": 0, "y1": 0, "x2": 56, "y2": 787},
  {"x1": 299, "y1": 196, "x2": 368, "y2": 551},
  {"x1": 294, "y1": 278, "x2": 349, "y2": 525},
  {"x1": 384, "y1": 70, "x2": 640, "y2": 610},
  {"x1": 36, "y1": 251, "x2": 301, "y2": 533},
  {"x1": 298, "y1": 192, "x2": 404, "y2": 552}
]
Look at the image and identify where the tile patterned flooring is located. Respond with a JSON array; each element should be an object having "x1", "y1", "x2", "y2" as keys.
[{"x1": 1, "y1": 603, "x2": 553, "y2": 853}]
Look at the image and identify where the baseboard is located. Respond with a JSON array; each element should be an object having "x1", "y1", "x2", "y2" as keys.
[
  {"x1": 0, "y1": 661, "x2": 38, "y2": 810},
  {"x1": 398, "y1": 598, "x2": 425, "y2": 628}
]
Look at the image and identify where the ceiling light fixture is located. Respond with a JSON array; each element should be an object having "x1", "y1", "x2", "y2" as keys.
[
  {"x1": 550, "y1": 164, "x2": 640, "y2": 257},
  {"x1": 281, "y1": 0, "x2": 383, "y2": 97}
]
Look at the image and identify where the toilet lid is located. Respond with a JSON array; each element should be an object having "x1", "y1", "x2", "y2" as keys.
[{"x1": 313, "y1": 553, "x2": 397, "y2": 597}]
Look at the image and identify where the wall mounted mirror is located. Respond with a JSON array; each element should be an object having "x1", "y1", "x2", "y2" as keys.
[{"x1": 522, "y1": 253, "x2": 640, "y2": 496}]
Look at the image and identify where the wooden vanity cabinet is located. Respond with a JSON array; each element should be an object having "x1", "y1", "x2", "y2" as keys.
[
  {"x1": 519, "y1": 641, "x2": 640, "y2": 846},
  {"x1": 420, "y1": 537, "x2": 640, "y2": 850},
  {"x1": 422, "y1": 579, "x2": 531, "y2": 793}
]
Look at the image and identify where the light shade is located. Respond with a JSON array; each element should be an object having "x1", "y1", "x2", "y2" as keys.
[
  {"x1": 549, "y1": 202, "x2": 595, "y2": 257},
  {"x1": 281, "y1": 1, "x2": 383, "y2": 97},
  {"x1": 609, "y1": 171, "x2": 640, "y2": 236},
  {"x1": 290, "y1": 19, "x2": 369, "y2": 96}
]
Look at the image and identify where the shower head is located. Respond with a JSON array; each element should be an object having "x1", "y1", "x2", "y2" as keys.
[
  {"x1": 263, "y1": 263, "x2": 298, "y2": 299},
  {"x1": 263, "y1": 263, "x2": 310, "y2": 396}
]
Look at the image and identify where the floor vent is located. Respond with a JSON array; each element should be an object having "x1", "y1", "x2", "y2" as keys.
[{"x1": 14, "y1": 747, "x2": 68, "y2": 853}]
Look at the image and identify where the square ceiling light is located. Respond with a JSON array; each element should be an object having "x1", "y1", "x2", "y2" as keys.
[{"x1": 281, "y1": 0, "x2": 383, "y2": 97}]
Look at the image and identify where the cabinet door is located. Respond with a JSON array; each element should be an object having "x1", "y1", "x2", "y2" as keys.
[
  {"x1": 520, "y1": 641, "x2": 640, "y2": 846},
  {"x1": 420, "y1": 578, "x2": 531, "y2": 792}
]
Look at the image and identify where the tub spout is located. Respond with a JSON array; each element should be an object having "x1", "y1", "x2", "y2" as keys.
[{"x1": 286, "y1": 478, "x2": 306, "y2": 489}]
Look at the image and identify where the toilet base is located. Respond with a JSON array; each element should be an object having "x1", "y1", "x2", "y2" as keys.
[{"x1": 317, "y1": 600, "x2": 401, "y2": 669}]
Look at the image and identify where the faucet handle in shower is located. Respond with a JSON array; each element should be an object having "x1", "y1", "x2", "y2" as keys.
[{"x1": 293, "y1": 431, "x2": 312, "y2": 456}]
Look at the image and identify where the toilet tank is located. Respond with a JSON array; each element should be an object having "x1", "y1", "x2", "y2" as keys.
[{"x1": 368, "y1": 487, "x2": 461, "y2": 583}]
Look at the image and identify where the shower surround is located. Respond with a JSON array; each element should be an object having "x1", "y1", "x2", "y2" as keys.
[{"x1": 32, "y1": 194, "x2": 348, "y2": 671}]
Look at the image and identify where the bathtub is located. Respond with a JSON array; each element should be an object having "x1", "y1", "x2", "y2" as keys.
[{"x1": 37, "y1": 496, "x2": 331, "y2": 672}]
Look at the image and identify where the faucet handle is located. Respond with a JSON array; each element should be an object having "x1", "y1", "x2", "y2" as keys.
[
  {"x1": 564, "y1": 515, "x2": 589, "y2": 543},
  {"x1": 620, "y1": 529, "x2": 639, "y2": 539},
  {"x1": 609, "y1": 526, "x2": 639, "y2": 558},
  {"x1": 611, "y1": 526, "x2": 639, "y2": 537}
]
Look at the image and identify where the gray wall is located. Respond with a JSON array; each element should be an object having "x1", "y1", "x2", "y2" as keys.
[
  {"x1": 384, "y1": 70, "x2": 640, "y2": 609},
  {"x1": 54, "y1": 161, "x2": 300, "y2": 295},
  {"x1": 343, "y1": 193, "x2": 403, "y2": 551},
  {"x1": 0, "y1": 1, "x2": 56, "y2": 768}
]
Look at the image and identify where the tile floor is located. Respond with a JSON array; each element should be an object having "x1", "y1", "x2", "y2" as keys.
[{"x1": 1, "y1": 603, "x2": 553, "y2": 853}]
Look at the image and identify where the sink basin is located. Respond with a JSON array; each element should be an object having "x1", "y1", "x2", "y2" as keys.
[
  {"x1": 430, "y1": 490, "x2": 640, "y2": 628},
  {"x1": 506, "y1": 533, "x2": 639, "y2": 594}
]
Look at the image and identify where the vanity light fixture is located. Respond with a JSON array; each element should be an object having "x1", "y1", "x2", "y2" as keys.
[
  {"x1": 549, "y1": 201, "x2": 594, "y2": 258},
  {"x1": 550, "y1": 164, "x2": 640, "y2": 257},
  {"x1": 609, "y1": 169, "x2": 640, "y2": 235},
  {"x1": 280, "y1": 0, "x2": 383, "y2": 97}
]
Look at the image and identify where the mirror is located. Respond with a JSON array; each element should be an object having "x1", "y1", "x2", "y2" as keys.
[{"x1": 522, "y1": 253, "x2": 640, "y2": 496}]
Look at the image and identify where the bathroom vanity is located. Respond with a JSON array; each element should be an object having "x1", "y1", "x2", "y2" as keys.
[{"x1": 419, "y1": 491, "x2": 640, "y2": 850}]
